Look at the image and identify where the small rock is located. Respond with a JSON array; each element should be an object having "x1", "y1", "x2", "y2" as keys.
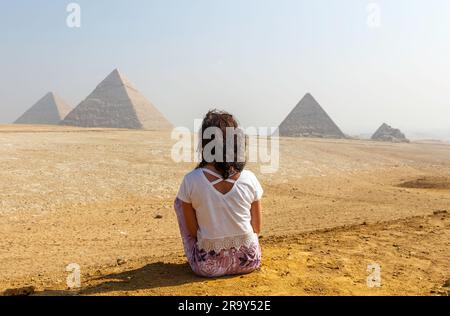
[
  {"x1": 154, "y1": 214, "x2": 163, "y2": 219},
  {"x1": 116, "y1": 258, "x2": 127, "y2": 266},
  {"x1": 443, "y1": 279, "x2": 450, "y2": 288}
]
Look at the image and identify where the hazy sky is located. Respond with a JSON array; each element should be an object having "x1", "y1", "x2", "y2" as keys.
[{"x1": 1, "y1": 0, "x2": 449, "y2": 137}]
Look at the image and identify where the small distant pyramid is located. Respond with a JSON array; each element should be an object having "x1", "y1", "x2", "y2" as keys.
[
  {"x1": 371, "y1": 123, "x2": 409, "y2": 143},
  {"x1": 61, "y1": 69, "x2": 173, "y2": 130},
  {"x1": 14, "y1": 92, "x2": 72, "y2": 125},
  {"x1": 278, "y1": 93, "x2": 345, "y2": 138}
]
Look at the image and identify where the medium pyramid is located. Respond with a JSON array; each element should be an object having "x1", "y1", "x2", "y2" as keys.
[
  {"x1": 14, "y1": 92, "x2": 72, "y2": 125},
  {"x1": 61, "y1": 69, "x2": 173, "y2": 130},
  {"x1": 278, "y1": 93, "x2": 345, "y2": 138}
]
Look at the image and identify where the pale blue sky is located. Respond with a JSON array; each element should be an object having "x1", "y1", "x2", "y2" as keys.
[{"x1": 0, "y1": 0, "x2": 449, "y2": 138}]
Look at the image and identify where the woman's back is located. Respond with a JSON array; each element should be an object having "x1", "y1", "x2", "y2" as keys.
[{"x1": 177, "y1": 168, "x2": 263, "y2": 253}]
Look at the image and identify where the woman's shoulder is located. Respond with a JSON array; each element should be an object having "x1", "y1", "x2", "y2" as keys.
[
  {"x1": 183, "y1": 168, "x2": 203, "y2": 182},
  {"x1": 240, "y1": 169, "x2": 263, "y2": 200},
  {"x1": 239, "y1": 169, "x2": 259, "y2": 183}
]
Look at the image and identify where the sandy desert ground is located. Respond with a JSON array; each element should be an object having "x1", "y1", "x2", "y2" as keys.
[{"x1": 0, "y1": 125, "x2": 449, "y2": 296}]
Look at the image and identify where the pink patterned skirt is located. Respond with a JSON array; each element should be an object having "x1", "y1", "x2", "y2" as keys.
[{"x1": 174, "y1": 198, "x2": 262, "y2": 278}]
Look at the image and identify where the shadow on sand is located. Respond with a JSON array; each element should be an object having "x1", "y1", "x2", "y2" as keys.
[{"x1": 38, "y1": 262, "x2": 212, "y2": 296}]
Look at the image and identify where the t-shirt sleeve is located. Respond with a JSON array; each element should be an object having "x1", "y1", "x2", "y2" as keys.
[
  {"x1": 252, "y1": 173, "x2": 264, "y2": 202},
  {"x1": 177, "y1": 175, "x2": 192, "y2": 204}
]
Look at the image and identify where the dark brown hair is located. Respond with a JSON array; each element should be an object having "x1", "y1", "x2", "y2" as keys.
[{"x1": 197, "y1": 110, "x2": 246, "y2": 179}]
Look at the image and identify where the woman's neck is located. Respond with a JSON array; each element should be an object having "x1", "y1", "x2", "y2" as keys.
[
  {"x1": 205, "y1": 164, "x2": 220, "y2": 173},
  {"x1": 204, "y1": 164, "x2": 238, "y2": 177}
]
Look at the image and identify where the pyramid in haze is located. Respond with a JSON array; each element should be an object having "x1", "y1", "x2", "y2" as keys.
[
  {"x1": 61, "y1": 69, "x2": 173, "y2": 130},
  {"x1": 14, "y1": 92, "x2": 72, "y2": 125},
  {"x1": 371, "y1": 123, "x2": 409, "y2": 143},
  {"x1": 278, "y1": 93, "x2": 345, "y2": 138}
]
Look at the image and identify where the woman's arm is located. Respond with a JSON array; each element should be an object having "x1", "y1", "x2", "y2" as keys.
[
  {"x1": 250, "y1": 200, "x2": 262, "y2": 235},
  {"x1": 181, "y1": 201, "x2": 199, "y2": 238}
]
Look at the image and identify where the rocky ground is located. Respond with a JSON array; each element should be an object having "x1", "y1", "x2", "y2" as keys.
[{"x1": 0, "y1": 125, "x2": 449, "y2": 296}]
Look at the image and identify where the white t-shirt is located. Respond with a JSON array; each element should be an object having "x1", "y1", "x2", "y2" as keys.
[{"x1": 177, "y1": 168, "x2": 263, "y2": 253}]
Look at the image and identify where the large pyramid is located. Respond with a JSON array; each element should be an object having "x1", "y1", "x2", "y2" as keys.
[
  {"x1": 278, "y1": 93, "x2": 345, "y2": 138},
  {"x1": 14, "y1": 92, "x2": 72, "y2": 125},
  {"x1": 61, "y1": 69, "x2": 173, "y2": 130}
]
